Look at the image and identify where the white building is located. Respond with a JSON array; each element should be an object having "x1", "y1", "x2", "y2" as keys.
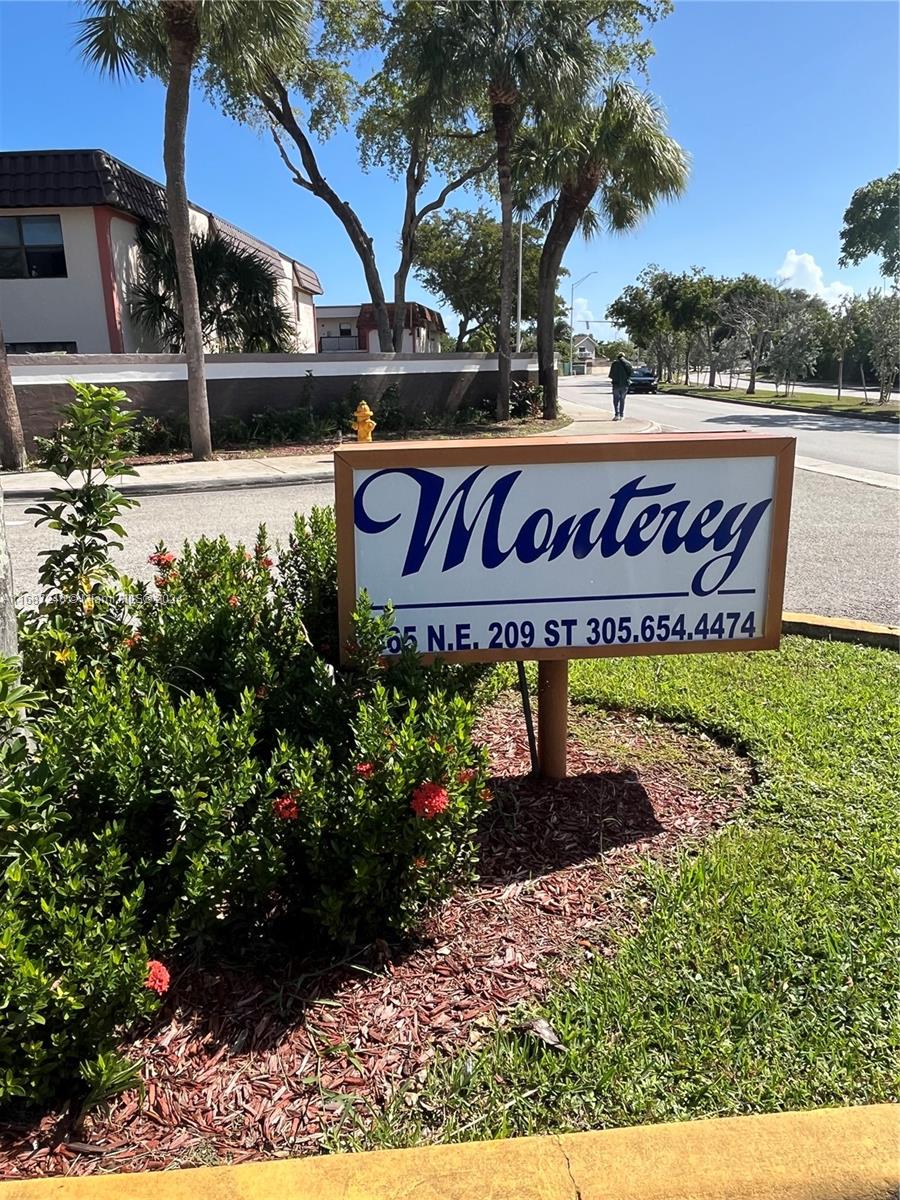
[
  {"x1": 0, "y1": 149, "x2": 322, "y2": 354},
  {"x1": 316, "y1": 302, "x2": 445, "y2": 353}
]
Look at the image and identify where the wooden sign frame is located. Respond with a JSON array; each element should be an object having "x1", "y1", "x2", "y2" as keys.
[{"x1": 335, "y1": 431, "x2": 795, "y2": 665}]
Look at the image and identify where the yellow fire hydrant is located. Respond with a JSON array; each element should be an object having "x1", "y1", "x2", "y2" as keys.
[{"x1": 352, "y1": 400, "x2": 376, "y2": 442}]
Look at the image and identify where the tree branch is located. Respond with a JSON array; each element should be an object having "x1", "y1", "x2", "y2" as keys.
[
  {"x1": 412, "y1": 157, "x2": 493, "y2": 233},
  {"x1": 269, "y1": 123, "x2": 315, "y2": 193}
]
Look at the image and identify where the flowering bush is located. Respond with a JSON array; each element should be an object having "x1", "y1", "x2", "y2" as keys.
[
  {"x1": 273, "y1": 685, "x2": 489, "y2": 942},
  {"x1": 3, "y1": 391, "x2": 493, "y2": 1111}
]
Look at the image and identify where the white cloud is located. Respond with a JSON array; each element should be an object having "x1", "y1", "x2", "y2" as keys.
[
  {"x1": 776, "y1": 249, "x2": 853, "y2": 306},
  {"x1": 572, "y1": 296, "x2": 595, "y2": 328}
]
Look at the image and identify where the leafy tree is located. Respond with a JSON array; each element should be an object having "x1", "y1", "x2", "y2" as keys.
[
  {"x1": 717, "y1": 274, "x2": 781, "y2": 394},
  {"x1": 408, "y1": 0, "x2": 658, "y2": 418},
  {"x1": 864, "y1": 289, "x2": 900, "y2": 404},
  {"x1": 130, "y1": 224, "x2": 293, "y2": 352},
  {"x1": 78, "y1": 1, "x2": 307, "y2": 459},
  {"x1": 606, "y1": 278, "x2": 670, "y2": 369},
  {"x1": 0, "y1": 318, "x2": 26, "y2": 471},
  {"x1": 413, "y1": 208, "x2": 544, "y2": 349},
  {"x1": 768, "y1": 293, "x2": 822, "y2": 396},
  {"x1": 205, "y1": 2, "x2": 396, "y2": 351},
  {"x1": 520, "y1": 83, "x2": 687, "y2": 415},
  {"x1": 839, "y1": 171, "x2": 900, "y2": 280},
  {"x1": 358, "y1": 13, "x2": 494, "y2": 350}
]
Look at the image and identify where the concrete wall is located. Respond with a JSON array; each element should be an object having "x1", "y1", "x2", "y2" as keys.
[
  {"x1": 0, "y1": 207, "x2": 111, "y2": 353},
  {"x1": 109, "y1": 212, "x2": 160, "y2": 353},
  {"x1": 8, "y1": 352, "x2": 540, "y2": 444}
]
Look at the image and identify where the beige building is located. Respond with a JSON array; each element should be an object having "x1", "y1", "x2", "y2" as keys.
[
  {"x1": 316, "y1": 302, "x2": 445, "y2": 353},
  {"x1": 0, "y1": 149, "x2": 322, "y2": 354}
]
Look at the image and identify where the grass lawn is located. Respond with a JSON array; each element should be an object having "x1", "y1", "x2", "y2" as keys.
[
  {"x1": 341, "y1": 637, "x2": 899, "y2": 1148},
  {"x1": 659, "y1": 384, "x2": 899, "y2": 423}
]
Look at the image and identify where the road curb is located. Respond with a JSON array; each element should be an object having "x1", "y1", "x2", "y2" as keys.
[
  {"x1": 1, "y1": 470, "x2": 335, "y2": 502},
  {"x1": 2, "y1": 1105, "x2": 895, "y2": 1199},
  {"x1": 659, "y1": 386, "x2": 899, "y2": 425},
  {"x1": 3, "y1": 420, "x2": 664, "y2": 501},
  {"x1": 783, "y1": 611, "x2": 899, "y2": 651}
]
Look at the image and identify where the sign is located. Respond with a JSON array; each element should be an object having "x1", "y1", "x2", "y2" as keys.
[{"x1": 335, "y1": 433, "x2": 794, "y2": 664}]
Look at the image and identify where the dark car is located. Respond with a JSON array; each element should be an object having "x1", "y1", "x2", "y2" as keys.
[{"x1": 628, "y1": 366, "x2": 658, "y2": 394}]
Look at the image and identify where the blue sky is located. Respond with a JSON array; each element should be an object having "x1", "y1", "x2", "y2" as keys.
[{"x1": 1, "y1": 0, "x2": 896, "y2": 336}]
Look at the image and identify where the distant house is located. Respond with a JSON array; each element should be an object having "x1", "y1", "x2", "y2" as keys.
[
  {"x1": 317, "y1": 302, "x2": 445, "y2": 353},
  {"x1": 573, "y1": 333, "x2": 599, "y2": 361},
  {"x1": 0, "y1": 149, "x2": 323, "y2": 354}
]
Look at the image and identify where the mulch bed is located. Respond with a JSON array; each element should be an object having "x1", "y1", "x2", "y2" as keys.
[{"x1": 0, "y1": 700, "x2": 746, "y2": 1179}]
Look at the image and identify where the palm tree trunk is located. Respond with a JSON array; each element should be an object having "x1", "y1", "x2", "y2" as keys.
[
  {"x1": 684, "y1": 341, "x2": 691, "y2": 386},
  {"x1": 0, "y1": 323, "x2": 26, "y2": 471},
  {"x1": 537, "y1": 187, "x2": 593, "y2": 418},
  {"x1": 491, "y1": 100, "x2": 515, "y2": 421},
  {"x1": 0, "y1": 484, "x2": 16, "y2": 661},
  {"x1": 162, "y1": 1, "x2": 212, "y2": 461},
  {"x1": 836, "y1": 353, "x2": 843, "y2": 402}
]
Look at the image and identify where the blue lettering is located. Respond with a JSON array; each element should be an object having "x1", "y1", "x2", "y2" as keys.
[{"x1": 353, "y1": 467, "x2": 772, "y2": 594}]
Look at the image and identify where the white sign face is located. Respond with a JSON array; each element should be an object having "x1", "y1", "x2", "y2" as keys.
[{"x1": 336, "y1": 435, "x2": 794, "y2": 662}]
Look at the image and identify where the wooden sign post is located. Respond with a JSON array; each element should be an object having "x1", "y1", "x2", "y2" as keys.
[{"x1": 335, "y1": 432, "x2": 795, "y2": 779}]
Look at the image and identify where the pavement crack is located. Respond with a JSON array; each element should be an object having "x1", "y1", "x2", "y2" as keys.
[{"x1": 554, "y1": 1135, "x2": 583, "y2": 1200}]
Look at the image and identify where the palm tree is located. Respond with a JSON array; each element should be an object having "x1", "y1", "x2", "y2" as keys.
[
  {"x1": 412, "y1": 0, "x2": 602, "y2": 420},
  {"x1": 131, "y1": 223, "x2": 294, "y2": 352},
  {"x1": 77, "y1": 0, "x2": 306, "y2": 460},
  {"x1": 0, "y1": 319, "x2": 26, "y2": 471},
  {"x1": 521, "y1": 83, "x2": 688, "y2": 416}
]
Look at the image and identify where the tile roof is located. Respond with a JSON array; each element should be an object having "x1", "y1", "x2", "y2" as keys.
[{"x1": 0, "y1": 149, "x2": 322, "y2": 294}]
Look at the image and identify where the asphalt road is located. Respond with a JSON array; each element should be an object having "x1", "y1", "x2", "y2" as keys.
[
  {"x1": 5, "y1": 468, "x2": 899, "y2": 626},
  {"x1": 562, "y1": 376, "x2": 899, "y2": 477}
]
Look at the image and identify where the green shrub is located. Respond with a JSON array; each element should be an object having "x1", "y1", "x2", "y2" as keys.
[
  {"x1": 4, "y1": 387, "x2": 493, "y2": 1111},
  {"x1": 21, "y1": 382, "x2": 138, "y2": 690},
  {"x1": 278, "y1": 685, "x2": 488, "y2": 942},
  {"x1": 33, "y1": 660, "x2": 286, "y2": 947},
  {"x1": 0, "y1": 826, "x2": 157, "y2": 1106}
]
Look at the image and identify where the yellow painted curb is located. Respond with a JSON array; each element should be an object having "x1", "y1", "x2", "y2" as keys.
[
  {"x1": 3, "y1": 1105, "x2": 897, "y2": 1200},
  {"x1": 783, "y1": 612, "x2": 900, "y2": 651}
]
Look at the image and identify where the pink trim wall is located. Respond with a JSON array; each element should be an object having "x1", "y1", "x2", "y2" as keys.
[{"x1": 92, "y1": 206, "x2": 125, "y2": 353}]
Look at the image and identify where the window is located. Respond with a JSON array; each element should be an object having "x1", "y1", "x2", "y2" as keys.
[
  {"x1": 339, "y1": 323, "x2": 353, "y2": 337},
  {"x1": 5, "y1": 340, "x2": 77, "y2": 354},
  {"x1": 0, "y1": 215, "x2": 67, "y2": 279}
]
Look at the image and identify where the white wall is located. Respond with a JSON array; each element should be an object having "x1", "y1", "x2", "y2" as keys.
[
  {"x1": 0, "y1": 207, "x2": 111, "y2": 352},
  {"x1": 108, "y1": 213, "x2": 163, "y2": 353},
  {"x1": 294, "y1": 290, "x2": 316, "y2": 351}
]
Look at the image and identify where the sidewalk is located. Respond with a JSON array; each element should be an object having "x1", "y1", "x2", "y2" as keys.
[{"x1": 0, "y1": 403, "x2": 655, "y2": 500}]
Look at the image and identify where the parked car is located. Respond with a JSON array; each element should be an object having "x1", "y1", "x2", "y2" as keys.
[{"x1": 628, "y1": 365, "x2": 658, "y2": 394}]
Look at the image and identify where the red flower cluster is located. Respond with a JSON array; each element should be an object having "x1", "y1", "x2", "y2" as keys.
[
  {"x1": 272, "y1": 792, "x2": 300, "y2": 820},
  {"x1": 124, "y1": 631, "x2": 141, "y2": 650},
  {"x1": 145, "y1": 959, "x2": 170, "y2": 996},
  {"x1": 227, "y1": 595, "x2": 240, "y2": 608},
  {"x1": 258, "y1": 555, "x2": 274, "y2": 570},
  {"x1": 355, "y1": 762, "x2": 375, "y2": 779},
  {"x1": 154, "y1": 574, "x2": 169, "y2": 590},
  {"x1": 480, "y1": 787, "x2": 494, "y2": 805},
  {"x1": 456, "y1": 768, "x2": 476, "y2": 785},
  {"x1": 411, "y1": 782, "x2": 449, "y2": 819},
  {"x1": 148, "y1": 550, "x2": 176, "y2": 568}
]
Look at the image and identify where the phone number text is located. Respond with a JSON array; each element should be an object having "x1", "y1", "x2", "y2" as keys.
[{"x1": 385, "y1": 610, "x2": 758, "y2": 654}]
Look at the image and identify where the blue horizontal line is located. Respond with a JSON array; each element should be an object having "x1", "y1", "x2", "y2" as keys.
[
  {"x1": 718, "y1": 589, "x2": 756, "y2": 595},
  {"x1": 372, "y1": 591, "x2": 693, "y2": 611}
]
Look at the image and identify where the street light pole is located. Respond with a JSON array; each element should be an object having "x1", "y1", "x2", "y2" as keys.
[
  {"x1": 569, "y1": 270, "x2": 598, "y2": 374},
  {"x1": 515, "y1": 218, "x2": 524, "y2": 353}
]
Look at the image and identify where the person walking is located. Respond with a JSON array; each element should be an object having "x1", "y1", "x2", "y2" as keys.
[{"x1": 608, "y1": 353, "x2": 633, "y2": 421}]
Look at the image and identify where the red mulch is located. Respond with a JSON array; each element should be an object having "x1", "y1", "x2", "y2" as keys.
[{"x1": 0, "y1": 702, "x2": 745, "y2": 1178}]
